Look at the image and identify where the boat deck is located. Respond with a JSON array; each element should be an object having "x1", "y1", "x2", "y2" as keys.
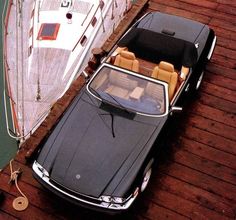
[{"x1": 1, "y1": 0, "x2": 236, "y2": 219}]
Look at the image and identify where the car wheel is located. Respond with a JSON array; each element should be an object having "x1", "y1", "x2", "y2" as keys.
[
  {"x1": 196, "y1": 71, "x2": 204, "y2": 90},
  {"x1": 140, "y1": 160, "x2": 153, "y2": 192}
]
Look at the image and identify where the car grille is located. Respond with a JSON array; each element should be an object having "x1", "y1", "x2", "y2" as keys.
[{"x1": 49, "y1": 178, "x2": 103, "y2": 205}]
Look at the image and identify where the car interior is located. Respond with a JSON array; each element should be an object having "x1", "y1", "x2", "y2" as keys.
[
  {"x1": 106, "y1": 46, "x2": 190, "y2": 103},
  {"x1": 90, "y1": 64, "x2": 166, "y2": 115}
]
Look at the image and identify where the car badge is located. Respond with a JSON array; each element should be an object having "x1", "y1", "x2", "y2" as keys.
[
  {"x1": 195, "y1": 43, "x2": 199, "y2": 48},
  {"x1": 76, "y1": 174, "x2": 81, "y2": 180}
]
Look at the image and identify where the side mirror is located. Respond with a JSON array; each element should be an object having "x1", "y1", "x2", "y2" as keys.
[{"x1": 170, "y1": 106, "x2": 183, "y2": 114}]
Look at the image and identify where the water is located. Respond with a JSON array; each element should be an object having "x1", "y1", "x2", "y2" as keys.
[{"x1": 0, "y1": 0, "x2": 18, "y2": 169}]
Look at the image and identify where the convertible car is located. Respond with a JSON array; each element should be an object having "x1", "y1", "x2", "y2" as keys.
[{"x1": 33, "y1": 12, "x2": 216, "y2": 213}]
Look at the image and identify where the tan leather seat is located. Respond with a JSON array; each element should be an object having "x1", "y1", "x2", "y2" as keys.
[
  {"x1": 152, "y1": 61, "x2": 178, "y2": 101},
  {"x1": 180, "y1": 66, "x2": 190, "y2": 80},
  {"x1": 114, "y1": 51, "x2": 139, "y2": 72}
]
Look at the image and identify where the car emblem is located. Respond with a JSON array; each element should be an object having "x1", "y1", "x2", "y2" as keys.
[
  {"x1": 195, "y1": 43, "x2": 199, "y2": 48},
  {"x1": 76, "y1": 174, "x2": 81, "y2": 180}
]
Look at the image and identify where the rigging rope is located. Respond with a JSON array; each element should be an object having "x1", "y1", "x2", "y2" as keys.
[
  {"x1": 19, "y1": 0, "x2": 25, "y2": 138},
  {"x1": 36, "y1": 0, "x2": 41, "y2": 101},
  {"x1": 9, "y1": 160, "x2": 29, "y2": 211},
  {"x1": 16, "y1": 0, "x2": 19, "y2": 126}
]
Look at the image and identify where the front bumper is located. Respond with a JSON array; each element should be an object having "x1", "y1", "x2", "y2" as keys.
[{"x1": 32, "y1": 161, "x2": 139, "y2": 213}]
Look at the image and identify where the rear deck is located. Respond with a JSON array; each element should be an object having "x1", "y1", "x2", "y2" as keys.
[{"x1": 1, "y1": 0, "x2": 236, "y2": 219}]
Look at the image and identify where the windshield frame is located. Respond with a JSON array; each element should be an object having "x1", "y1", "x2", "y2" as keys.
[{"x1": 86, "y1": 63, "x2": 169, "y2": 117}]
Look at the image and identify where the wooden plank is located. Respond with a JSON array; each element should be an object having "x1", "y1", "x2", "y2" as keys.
[
  {"x1": 136, "y1": 199, "x2": 190, "y2": 220},
  {"x1": 159, "y1": 162, "x2": 236, "y2": 204},
  {"x1": 214, "y1": 46, "x2": 236, "y2": 61},
  {"x1": 148, "y1": 2, "x2": 211, "y2": 24},
  {"x1": 217, "y1": 4, "x2": 236, "y2": 16},
  {"x1": 181, "y1": 125, "x2": 236, "y2": 155},
  {"x1": 217, "y1": 37, "x2": 236, "y2": 51},
  {"x1": 0, "y1": 211, "x2": 18, "y2": 220},
  {"x1": 178, "y1": 136, "x2": 236, "y2": 170},
  {"x1": 171, "y1": 147, "x2": 236, "y2": 185},
  {"x1": 204, "y1": 72, "x2": 236, "y2": 91},
  {"x1": 155, "y1": 174, "x2": 235, "y2": 218},
  {"x1": 201, "y1": 81, "x2": 236, "y2": 103},
  {"x1": 0, "y1": 192, "x2": 60, "y2": 220},
  {"x1": 217, "y1": 0, "x2": 236, "y2": 7},
  {"x1": 198, "y1": 92, "x2": 236, "y2": 114},
  {"x1": 151, "y1": 0, "x2": 236, "y2": 24},
  {"x1": 0, "y1": 174, "x2": 69, "y2": 220},
  {"x1": 0, "y1": 174, "x2": 106, "y2": 220},
  {"x1": 210, "y1": 18, "x2": 236, "y2": 32},
  {"x1": 211, "y1": 54, "x2": 236, "y2": 69},
  {"x1": 186, "y1": 113, "x2": 236, "y2": 142},
  {"x1": 147, "y1": 184, "x2": 231, "y2": 220},
  {"x1": 189, "y1": 102, "x2": 236, "y2": 128},
  {"x1": 174, "y1": 0, "x2": 218, "y2": 9},
  {"x1": 212, "y1": 26, "x2": 236, "y2": 41},
  {"x1": 206, "y1": 63, "x2": 236, "y2": 80}
]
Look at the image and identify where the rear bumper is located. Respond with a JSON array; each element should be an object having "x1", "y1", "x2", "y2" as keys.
[{"x1": 32, "y1": 161, "x2": 139, "y2": 214}]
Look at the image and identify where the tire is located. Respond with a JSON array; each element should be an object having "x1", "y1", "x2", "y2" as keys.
[{"x1": 140, "y1": 159, "x2": 154, "y2": 192}]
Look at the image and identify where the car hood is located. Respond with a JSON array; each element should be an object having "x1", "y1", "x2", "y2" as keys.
[{"x1": 37, "y1": 93, "x2": 160, "y2": 198}]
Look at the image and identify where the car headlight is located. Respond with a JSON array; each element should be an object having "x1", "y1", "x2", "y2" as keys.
[
  {"x1": 34, "y1": 161, "x2": 49, "y2": 177},
  {"x1": 112, "y1": 197, "x2": 125, "y2": 204},
  {"x1": 100, "y1": 195, "x2": 125, "y2": 204},
  {"x1": 101, "y1": 195, "x2": 112, "y2": 203}
]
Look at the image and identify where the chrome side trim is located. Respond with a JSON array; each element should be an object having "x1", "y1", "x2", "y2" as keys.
[
  {"x1": 32, "y1": 161, "x2": 138, "y2": 211},
  {"x1": 207, "y1": 36, "x2": 217, "y2": 60}
]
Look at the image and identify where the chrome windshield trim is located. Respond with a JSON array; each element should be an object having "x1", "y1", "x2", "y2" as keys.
[
  {"x1": 86, "y1": 63, "x2": 169, "y2": 118},
  {"x1": 33, "y1": 161, "x2": 138, "y2": 211}
]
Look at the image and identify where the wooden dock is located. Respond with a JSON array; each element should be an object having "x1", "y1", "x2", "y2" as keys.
[{"x1": 1, "y1": 0, "x2": 236, "y2": 219}]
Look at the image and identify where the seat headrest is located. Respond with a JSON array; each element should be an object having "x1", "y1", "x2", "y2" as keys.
[
  {"x1": 120, "y1": 51, "x2": 136, "y2": 60},
  {"x1": 159, "y1": 61, "x2": 174, "y2": 72}
]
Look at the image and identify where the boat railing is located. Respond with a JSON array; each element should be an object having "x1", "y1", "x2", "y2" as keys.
[
  {"x1": 2, "y1": 0, "x2": 20, "y2": 139},
  {"x1": 2, "y1": 0, "x2": 48, "y2": 142}
]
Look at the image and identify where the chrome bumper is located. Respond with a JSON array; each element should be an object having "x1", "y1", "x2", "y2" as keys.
[{"x1": 32, "y1": 161, "x2": 139, "y2": 211}]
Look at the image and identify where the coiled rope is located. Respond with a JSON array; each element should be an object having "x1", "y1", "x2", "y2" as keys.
[{"x1": 9, "y1": 160, "x2": 29, "y2": 211}]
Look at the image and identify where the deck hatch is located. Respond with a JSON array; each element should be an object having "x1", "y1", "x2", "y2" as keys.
[{"x1": 37, "y1": 23, "x2": 60, "y2": 40}]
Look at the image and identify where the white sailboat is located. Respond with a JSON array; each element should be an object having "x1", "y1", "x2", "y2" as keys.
[{"x1": 3, "y1": 0, "x2": 133, "y2": 140}]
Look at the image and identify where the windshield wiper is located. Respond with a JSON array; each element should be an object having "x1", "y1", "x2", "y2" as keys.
[
  {"x1": 89, "y1": 86, "x2": 132, "y2": 115},
  {"x1": 86, "y1": 87, "x2": 116, "y2": 138},
  {"x1": 105, "y1": 92, "x2": 131, "y2": 114}
]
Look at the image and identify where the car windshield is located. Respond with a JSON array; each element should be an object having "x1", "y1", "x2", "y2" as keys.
[{"x1": 88, "y1": 65, "x2": 167, "y2": 116}]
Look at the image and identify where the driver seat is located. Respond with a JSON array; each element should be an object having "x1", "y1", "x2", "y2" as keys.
[
  {"x1": 152, "y1": 61, "x2": 178, "y2": 101},
  {"x1": 114, "y1": 51, "x2": 139, "y2": 72}
]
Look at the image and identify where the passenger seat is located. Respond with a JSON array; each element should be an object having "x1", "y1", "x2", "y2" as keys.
[
  {"x1": 114, "y1": 51, "x2": 139, "y2": 72},
  {"x1": 152, "y1": 61, "x2": 178, "y2": 101}
]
